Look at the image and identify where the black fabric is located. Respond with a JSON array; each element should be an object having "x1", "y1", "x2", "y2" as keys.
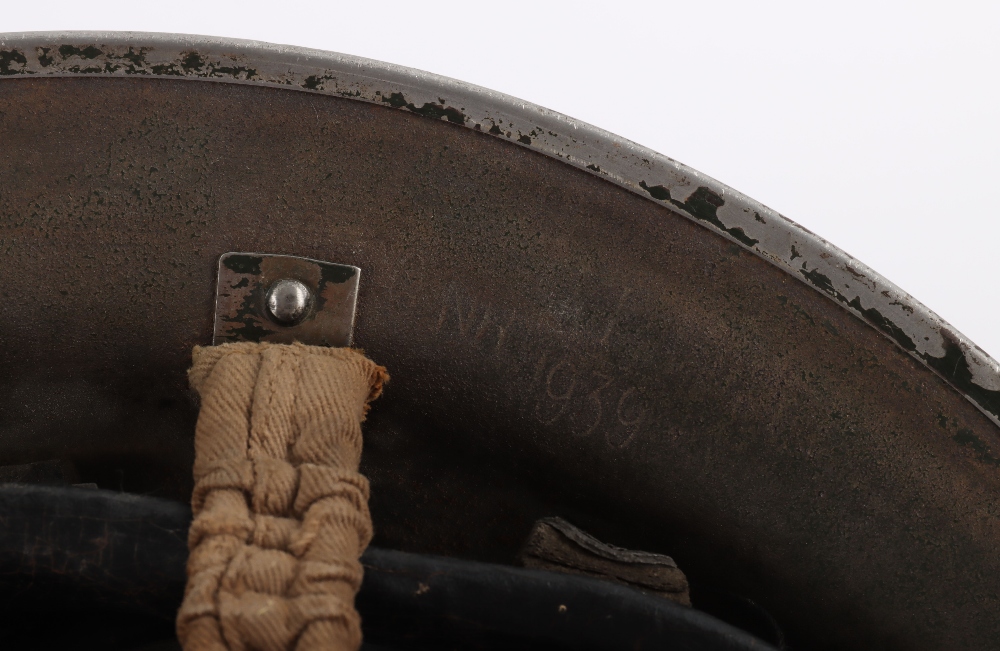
[{"x1": 0, "y1": 484, "x2": 774, "y2": 651}]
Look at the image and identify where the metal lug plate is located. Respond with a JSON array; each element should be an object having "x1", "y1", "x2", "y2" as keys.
[{"x1": 213, "y1": 253, "x2": 360, "y2": 347}]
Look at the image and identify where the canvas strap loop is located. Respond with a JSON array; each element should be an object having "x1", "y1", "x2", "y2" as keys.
[{"x1": 177, "y1": 342, "x2": 387, "y2": 651}]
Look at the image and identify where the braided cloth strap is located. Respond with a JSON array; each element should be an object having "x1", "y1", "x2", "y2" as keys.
[{"x1": 177, "y1": 342, "x2": 388, "y2": 651}]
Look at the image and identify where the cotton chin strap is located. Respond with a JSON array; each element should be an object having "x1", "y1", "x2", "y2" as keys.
[{"x1": 177, "y1": 342, "x2": 388, "y2": 651}]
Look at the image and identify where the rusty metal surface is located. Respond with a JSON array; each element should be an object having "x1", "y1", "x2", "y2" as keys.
[
  {"x1": 0, "y1": 75, "x2": 999, "y2": 651},
  {"x1": 214, "y1": 253, "x2": 359, "y2": 346},
  {"x1": 1, "y1": 32, "x2": 998, "y2": 430}
]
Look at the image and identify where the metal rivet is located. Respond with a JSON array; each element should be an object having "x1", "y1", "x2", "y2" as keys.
[{"x1": 265, "y1": 279, "x2": 312, "y2": 326}]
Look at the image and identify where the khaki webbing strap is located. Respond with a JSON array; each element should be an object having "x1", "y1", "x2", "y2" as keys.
[{"x1": 177, "y1": 342, "x2": 388, "y2": 651}]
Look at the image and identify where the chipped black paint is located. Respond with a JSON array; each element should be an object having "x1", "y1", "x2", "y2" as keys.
[
  {"x1": 0, "y1": 49, "x2": 27, "y2": 76},
  {"x1": 209, "y1": 64, "x2": 258, "y2": 80},
  {"x1": 639, "y1": 181, "x2": 759, "y2": 247},
  {"x1": 800, "y1": 265, "x2": 1000, "y2": 421},
  {"x1": 319, "y1": 263, "x2": 356, "y2": 285},
  {"x1": 180, "y1": 52, "x2": 204, "y2": 73},
  {"x1": 925, "y1": 330, "x2": 1000, "y2": 422},
  {"x1": 222, "y1": 254, "x2": 262, "y2": 275},
  {"x1": 224, "y1": 285, "x2": 273, "y2": 342},
  {"x1": 17, "y1": 44, "x2": 261, "y2": 80},
  {"x1": 382, "y1": 91, "x2": 466, "y2": 125},
  {"x1": 36, "y1": 47, "x2": 54, "y2": 68},
  {"x1": 800, "y1": 267, "x2": 836, "y2": 296},
  {"x1": 801, "y1": 266, "x2": 917, "y2": 352},
  {"x1": 121, "y1": 48, "x2": 145, "y2": 67},
  {"x1": 214, "y1": 254, "x2": 359, "y2": 347},
  {"x1": 58, "y1": 45, "x2": 102, "y2": 60},
  {"x1": 846, "y1": 295, "x2": 917, "y2": 352},
  {"x1": 149, "y1": 62, "x2": 182, "y2": 76},
  {"x1": 638, "y1": 180, "x2": 672, "y2": 201},
  {"x1": 890, "y1": 300, "x2": 915, "y2": 315}
]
